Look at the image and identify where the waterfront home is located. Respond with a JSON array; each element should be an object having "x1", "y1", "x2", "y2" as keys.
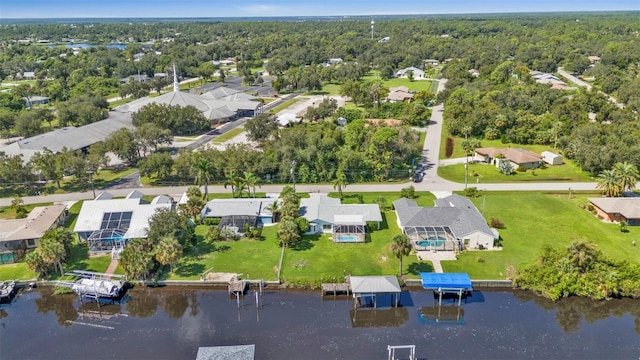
[
  {"x1": 0, "y1": 204, "x2": 67, "y2": 264},
  {"x1": 299, "y1": 194, "x2": 382, "y2": 243},
  {"x1": 74, "y1": 190, "x2": 174, "y2": 252},
  {"x1": 200, "y1": 198, "x2": 279, "y2": 235},
  {"x1": 393, "y1": 194, "x2": 498, "y2": 251}
]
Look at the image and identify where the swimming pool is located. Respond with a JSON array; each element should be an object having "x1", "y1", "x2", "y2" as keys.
[
  {"x1": 416, "y1": 239, "x2": 446, "y2": 247},
  {"x1": 336, "y1": 234, "x2": 360, "y2": 242}
]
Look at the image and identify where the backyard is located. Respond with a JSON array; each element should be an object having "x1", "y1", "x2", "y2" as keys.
[{"x1": 442, "y1": 191, "x2": 640, "y2": 278}]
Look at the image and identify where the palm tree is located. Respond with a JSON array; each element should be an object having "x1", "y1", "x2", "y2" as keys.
[
  {"x1": 242, "y1": 171, "x2": 261, "y2": 198},
  {"x1": 390, "y1": 234, "x2": 412, "y2": 276},
  {"x1": 154, "y1": 236, "x2": 183, "y2": 273},
  {"x1": 11, "y1": 197, "x2": 26, "y2": 218},
  {"x1": 277, "y1": 216, "x2": 300, "y2": 248},
  {"x1": 224, "y1": 170, "x2": 242, "y2": 198},
  {"x1": 192, "y1": 156, "x2": 214, "y2": 200},
  {"x1": 612, "y1": 161, "x2": 639, "y2": 193},
  {"x1": 333, "y1": 172, "x2": 348, "y2": 200},
  {"x1": 596, "y1": 169, "x2": 622, "y2": 197},
  {"x1": 567, "y1": 241, "x2": 598, "y2": 273},
  {"x1": 265, "y1": 200, "x2": 280, "y2": 223},
  {"x1": 38, "y1": 236, "x2": 66, "y2": 276}
]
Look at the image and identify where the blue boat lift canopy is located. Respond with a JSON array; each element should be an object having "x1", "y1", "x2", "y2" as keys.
[{"x1": 419, "y1": 273, "x2": 473, "y2": 305}]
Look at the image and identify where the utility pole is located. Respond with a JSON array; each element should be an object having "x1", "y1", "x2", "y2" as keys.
[{"x1": 290, "y1": 160, "x2": 297, "y2": 192}]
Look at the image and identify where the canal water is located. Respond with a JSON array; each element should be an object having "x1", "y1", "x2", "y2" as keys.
[{"x1": 0, "y1": 286, "x2": 638, "y2": 359}]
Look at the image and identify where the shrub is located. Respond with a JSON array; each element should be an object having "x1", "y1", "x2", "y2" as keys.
[
  {"x1": 516, "y1": 166, "x2": 526, "y2": 172},
  {"x1": 476, "y1": 257, "x2": 485, "y2": 263},
  {"x1": 295, "y1": 217, "x2": 310, "y2": 234},
  {"x1": 205, "y1": 226, "x2": 222, "y2": 242},
  {"x1": 356, "y1": 194, "x2": 364, "y2": 204},
  {"x1": 463, "y1": 186, "x2": 480, "y2": 198},
  {"x1": 587, "y1": 204, "x2": 594, "y2": 211},
  {"x1": 202, "y1": 218, "x2": 220, "y2": 226},
  {"x1": 400, "y1": 186, "x2": 416, "y2": 199},
  {"x1": 539, "y1": 163, "x2": 547, "y2": 169},
  {"x1": 445, "y1": 137, "x2": 454, "y2": 158},
  {"x1": 490, "y1": 217, "x2": 505, "y2": 229},
  {"x1": 375, "y1": 197, "x2": 391, "y2": 211},
  {"x1": 471, "y1": 171, "x2": 478, "y2": 177}
]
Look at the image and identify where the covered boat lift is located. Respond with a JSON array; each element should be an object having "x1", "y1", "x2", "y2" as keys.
[
  {"x1": 349, "y1": 276, "x2": 402, "y2": 308},
  {"x1": 419, "y1": 273, "x2": 473, "y2": 305}
]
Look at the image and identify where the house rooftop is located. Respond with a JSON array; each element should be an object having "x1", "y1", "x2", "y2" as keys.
[
  {"x1": 200, "y1": 198, "x2": 277, "y2": 218},
  {"x1": 349, "y1": 276, "x2": 401, "y2": 294},
  {"x1": 393, "y1": 194, "x2": 495, "y2": 239},
  {"x1": 0, "y1": 204, "x2": 67, "y2": 242},
  {"x1": 589, "y1": 197, "x2": 640, "y2": 219},
  {"x1": 299, "y1": 194, "x2": 382, "y2": 224},
  {"x1": 476, "y1": 147, "x2": 541, "y2": 164}
]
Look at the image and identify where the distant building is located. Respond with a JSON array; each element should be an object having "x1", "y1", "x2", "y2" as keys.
[
  {"x1": 396, "y1": 67, "x2": 425, "y2": 79},
  {"x1": 327, "y1": 58, "x2": 344, "y2": 65},
  {"x1": 387, "y1": 86, "x2": 414, "y2": 102},
  {"x1": 468, "y1": 69, "x2": 480, "y2": 77},
  {"x1": 119, "y1": 74, "x2": 150, "y2": 83},
  {"x1": 378, "y1": 36, "x2": 390, "y2": 43},
  {"x1": 24, "y1": 95, "x2": 50, "y2": 107},
  {"x1": 587, "y1": 55, "x2": 601, "y2": 64},
  {"x1": 541, "y1": 151, "x2": 563, "y2": 165},
  {"x1": 424, "y1": 59, "x2": 440, "y2": 66}
]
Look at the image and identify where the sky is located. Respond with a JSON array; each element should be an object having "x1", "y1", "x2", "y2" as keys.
[{"x1": 1, "y1": 0, "x2": 638, "y2": 18}]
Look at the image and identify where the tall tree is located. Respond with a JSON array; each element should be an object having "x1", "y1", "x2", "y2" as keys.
[
  {"x1": 596, "y1": 169, "x2": 622, "y2": 197},
  {"x1": 242, "y1": 171, "x2": 261, "y2": 198},
  {"x1": 224, "y1": 170, "x2": 243, "y2": 198},
  {"x1": 277, "y1": 216, "x2": 300, "y2": 248},
  {"x1": 192, "y1": 156, "x2": 214, "y2": 200},
  {"x1": 612, "y1": 162, "x2": 639, "y2": 192},
  {"x1": 390, "y1": 234, "x2": 412, "y2": 276},
  {"x1": 154, "y1": 236, "x2": 183, "y2": 273},
  {"x1": 333, "y1": 172, "x2": 348, "y2": 200}
]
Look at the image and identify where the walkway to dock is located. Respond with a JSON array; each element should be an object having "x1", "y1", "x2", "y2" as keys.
[
  {"x1": 321, "y1": 282, "x2": 351, "y2": 296},
  {"x1": 416, "y1": 251, "x2": 457, "y2": 273},
  {"x1": 105, "y1": 259, "x2": 119, "y2": 275}
]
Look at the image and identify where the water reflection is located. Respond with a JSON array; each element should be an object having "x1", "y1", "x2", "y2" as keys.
[
  {"x1": 350, "y1": 307, "x2": 409, "y2": 328},
  {"x1": 513, "y1": 289, "x2": 640, "y2": 334},
  {"x1": 34, "y1": 288, "x2": 78, "y2": 326},
  {"x1": 126, "y1": 287, "x2": 159, "y2": 318},
  {"x1": 418, "y1": 305, "x2": 465, "y2": 324}
]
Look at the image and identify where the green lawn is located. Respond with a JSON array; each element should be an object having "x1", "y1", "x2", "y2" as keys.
[
  {"x1": 438, "y1": 161, "x2": 593, "y2": 183},
  {"x1": 442, "y1": 191, "x2": 640, "y2": 278},
  {"x1": 361, "y1": 70, "x2": 437, "y2": 92},
  {"x1": 211, "y1": 127, "x2": 244, "y2": 144},
  {"x1": 0, "y1": 201, "x2": 54, "y2": 220},
  {"x1": 440, "y1": 134, "x2": 568, "y2": 160},
  {"x1": 268, "y1": 98, "x2": 302, "y2": 114},
  {"x1": 168, "y1": 191, "x2": 437, "y2": 284},
  {"x1": 311, "y1": 83, "x2": 342, "y2": 96}
]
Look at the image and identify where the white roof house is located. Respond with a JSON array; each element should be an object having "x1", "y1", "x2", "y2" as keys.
[
  {"x1": 74, "y1": 190, "x2": 173, "y2": 250},
  {"x1": 395, "y1": 67, "x2": 425, "y2": 79},
  {"x1": 200, "y1": 198, "x2": 276, "y2": 219},
  {"x1": 299, "y1": 194, "x2": 382, "y2": 237}
]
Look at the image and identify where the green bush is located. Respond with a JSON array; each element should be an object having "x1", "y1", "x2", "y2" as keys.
[
  {"x1": 516, "y1": 166, "x2": 526, "y2": 172},
  {"x1": 202, "y1": 218, "x2": 220, "y2": 226},
  {"x1": 400, "y1": 186, "x2": 416, "y2": 199},
  {"x1": 463, "y1": 187, "x2": 481, "y2": 198}
]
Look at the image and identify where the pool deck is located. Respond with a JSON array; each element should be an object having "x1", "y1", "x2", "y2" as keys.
[{"x1": 416, "y1": 251, "x2": 457, "y2": 273}]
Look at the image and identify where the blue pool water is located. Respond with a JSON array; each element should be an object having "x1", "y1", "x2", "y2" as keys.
[
  {"x1": 336, "y1": 234, "x2": 359, "y2": 242},
  {"x1": 416, "y1": 239, "x2": 445, "y2": 247}
]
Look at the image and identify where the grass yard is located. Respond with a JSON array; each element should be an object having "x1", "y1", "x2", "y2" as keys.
[
  {"x1": 361, "y1": 70, "x2": 437, "y2": 92},
  {"x1": 268, "y1": 98, "x2": 302, "y2": 114},
  {"x1": 211, "y1": 127, "x2": 244, "y2": 144},
  {"x1": 440, "y1": 134, "x2": 568, "y2": 160},
  {"x1": 442, "y1": 191, "x2": 640, "y2": 278},
  {"x1": 168, "y1": 191, "x2": 437, "y2": 284},
  {"x1": 311, "y1": 83, "x2": 342, "y2": 96},
  {"x1": 438, "y1": 161, "x2": 592, "y2": 183},
  {"x1": 0, "y1": 201, "x2": 54, "y2": 220}
]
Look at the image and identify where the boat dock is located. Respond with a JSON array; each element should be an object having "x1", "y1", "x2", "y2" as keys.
[{"x1": 321, "y1": 282, "x2": 351, "y2": 296}]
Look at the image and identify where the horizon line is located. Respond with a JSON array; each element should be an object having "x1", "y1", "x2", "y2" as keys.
[{"x1": 1, "y1": 9, "x2": 638, "y2": 21}]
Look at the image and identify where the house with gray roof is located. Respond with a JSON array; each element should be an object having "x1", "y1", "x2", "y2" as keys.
[
  {"x1": 395, "y1": 67, "x2": 425, "y2": 79},
  {"x1": 74, "y1": 190, "x2": 174, "y2": 252},
  {"x1": 393, "y1": 194, "x2": 498, "y2": 251},
  {"x1": 0, "y1": 204, "x2": 67, "y2": 264},
  {"x1": 200, "y1": 197, "x2": 279, "y2": 236},
  {"x1": 299, "y1": 194, "x2": 382, "y2": 243}
]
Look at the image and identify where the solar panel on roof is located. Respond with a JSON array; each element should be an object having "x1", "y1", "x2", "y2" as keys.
[{"x1": 100, "y1": 211, "x2": 133, "y2": 230}]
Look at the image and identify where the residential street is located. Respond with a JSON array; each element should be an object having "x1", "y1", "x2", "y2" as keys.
[
  {"x1": 557, "y1": 67, "x2": 624, "y2": 109},
  {"x1": 3, "y1": 76, "x2": 635, "y2": 207}
]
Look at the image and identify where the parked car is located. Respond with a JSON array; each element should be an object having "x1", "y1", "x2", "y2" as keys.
[
  {"x1": 413, "y1": 172, "x2": 423, "y2": 183},
  {"x1": 416, "y1": 163, "x2": 424, "y2": 172}
]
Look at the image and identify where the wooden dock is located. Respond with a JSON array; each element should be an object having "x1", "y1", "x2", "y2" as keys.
[
  {"x1": 321, "y1": 282, "x2": 351, "y2": 296},
  {"x1": 228, "y1": 280, "x2": 247, "y2": 294}
]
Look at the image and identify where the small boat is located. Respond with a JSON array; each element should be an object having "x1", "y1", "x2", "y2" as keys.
[
  {"x1": 71, "y1": 278, "x2": 123, "y2": 299},
  {"x1": 0, "y1": 280, "x2": 17, "y2": 303}
]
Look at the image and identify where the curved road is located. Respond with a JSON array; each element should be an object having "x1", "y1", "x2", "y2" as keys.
[{"x1": 2, "y1": 77, "x2": 624, "y2": 207}]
